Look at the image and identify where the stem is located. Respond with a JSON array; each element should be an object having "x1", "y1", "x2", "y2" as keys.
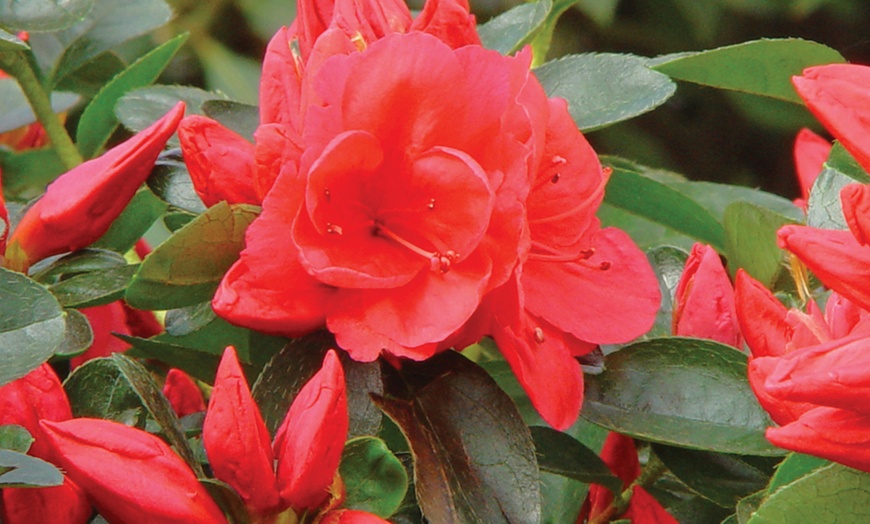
[
  {"x1": 0, "y1": 53, "x2": 82, "y2": 170},
  {"x1": 588, "y1": 451, "x2": 669, "y2": 524}
]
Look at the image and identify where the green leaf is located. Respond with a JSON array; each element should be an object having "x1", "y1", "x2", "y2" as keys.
[
  {"x1": 603, "y1": 166, "x2": 726, "y2": 251},
  {"x1": 723, "y1": 202, "x2": 797, "y2": 287},
  {"x1": 76, "y1": 33, "x2": 188, "y2": 159},
  {"x1": 478, "y1": 0, "x2": 551, "y2": 55},
  {"x1": 646, "y1": 246, "x2": 689, "y2": 338},
  {"x1": 0, "y1": 268, "x2": 66, "y2": 387},
  {"x1": 31, "y1": 248, "x2": 127, "y2": 283},
  {"x1": 55, "y1": 51, "x2": 126, "y2": 98},
  {"x1": 197, "y1": 38, "x2": 261, "y2": 105},
  {"x1": 0, "y1": 0, "x2": 94, "y2": 32},
  {"x1": 0, "y1": 28, "x2": 29, "y2": 50},
  {"x1": 0, "y1": 425, "x2": 34, "y2": 453},
  {"x1": 92, "y1": 188, "x2": 169, "y2": 253},
  {"x1": 54, "y1": 308, "x2": 94, "y2": 358},
  {"x1": 652, "y1": 444, "x2": 770, "y2": 507},
  {"x1": 749, "y1": 464, "x2": 870, "y2": 522},
  {"x1": 201, "y1": 478, "x2": 251, "y2": 524},
  {"x1": 583, "y1": 337, "x2": 783, "y2": 456},
  {"x1": 201, "y1": 100, "x2": 259, "y2": 142},
  {"x1": 51, "y1": 0, "x2": 172, "y2": 85},
  {"x1": 766, "y1": 453, "x2": 828, "y2": 494},
  {"x1": 117, "y1": 85, "x2": 225, "y2": 138},
  {"x1": 531, "y1": 425, "x2": 622, "y2": 494},
  {"x1": 652, "y1": 39, "x2": 845, "y2": 103},
  {"x1": 806, "y1": 166, "x2": 851, "y2": 230},
  {"x1": 125, "y1": 202, "x2": 259, "y2": 310},
  {"x1": 534, "y1": 53, "x2": 676, "y2": 131},
  {"x1": 340, "y1": 436, "x2": 409, "y2": 518},
  {"x1": 825, "y1": 142, "x2": 870, "y2": 183},
  {"x1": 0, "y1": 147, "x2": 66, "y2": 199},
  {"x1": 0, "y1": 449, "x2": 63, "y2": 488},
  {"x1": 111, "y1": 353, "x2": 204, "y2": 477},
  {"x1": 122, "y1": 335, "x2": 221, "y2": 383},
  {"x1": 64, "y1": 357, "x2": 146, "y2": 423},
  {"x1": 0, "y1": 78, "x2": 79, "y2": 134},
  {"x1": 48, "y1": 263, "x2": 139, "y2": 308},
  {"x1": 374, "y1": 352, "x2": 541, "y2": 524},
  {"x1": 147, "y1": 150, "x2": 207, "y2": 214},
  {"x1": 736, "y1": 491, "x2": 765, "y2": 523}
]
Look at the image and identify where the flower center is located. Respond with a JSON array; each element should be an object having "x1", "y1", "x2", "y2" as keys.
[{"x1": 373, "y1": 221, "x2": 458, "y2": 273}]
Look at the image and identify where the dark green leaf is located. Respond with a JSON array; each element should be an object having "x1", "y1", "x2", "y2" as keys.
[
  {"x1": 478, "y1": 0, "x2": 551, "y2": 55},
  {"x1": 64, "y1": 357, "x2": 145, "y2": 424},
  {"x1": 31, "y1": 249, "x2": 128, "y2": 283},
  {"x1": 736, "y1": 491, "x2": 765, "y2": 524},
  {"x1": 51, "y1": 0, "x2": 172, "y2": 84},
  {"x1": 603, "y1": 166, "x2": 726, "y2": 251},
  {"x1": 766, "y1": 453, "x2": 828, "y2": 494},
  {"x1": 164, "y1": 302, "x2": 217, "y2": 337},
  {"x1": 0, "y1": 0, "x2": 94, "y2": 32},
  {"x1": 340, "y1": 436, "x2": 409, "y2": 518},
  {"x1": 0, "y1": 425, "x2": 33, "y2": 453},
  {"x1": 825, "y1": 142, "x2": 870, "y2": 183},
  {"x1": 0, "y1": 78, "x2": 79, "y2": 134},
  {"x1": 197, "y1": 39, "x2": 261, "y2": 105},
  {"x1": 122, "y1": 335, "x2": 221, "y2": 383},
  {"x1": 670, "y1": 181, "x2": 802, "y2": 223},
  {"x1": 54, "y1": 51, "x2": 126, "y2": 97},
  {"x1": 201, "y1": 478, "x2": 251, "y2": 524},
  {"x1": 535, "y1": 53, "x2": 676, "y2": 131},
  {"x1": 652, "y1": 39, "x2": 845, "y2": 103},
  {"x1": 111, "y1": 353, "x2": 204, "y2": 477},
  {"x1": 147, "y1": 149, "x2": 207, "y2": 214},
  {"x1": 164, "y1": 210, "x2": 198, "y2": 231},
  {"x1": 748, "y1": 464, "x2": 870, "y2": 522},
  {"x1": 374, "y1": 352, "x2": 541, "y2": 524},
  {"x1": 723, "y1": 202, "x2": 797, "y2": 287},
  {"x1": 117, "y1": 85, "x2": 225, "y2": 139},
  {"x1": 54, "y1": 308, "x2": 94, "y2": 358},
  {"x1": 125, "y1": 202, "x2": 258, "y2": 310},
  {"x1": 646, "y1": 246, "x2": 689, "y2": 338},
  {"x1": 76, "y1": 33, "x2": 188, "y2": 158},
  {"x1": 652, "y1": 444, "x2": 770, "y2": 507},
  {"x1": 48, "y1": 263, "x2": 139, "y2": 308},
  {"x1": 583, "y1": 337, "x2": 783, "y2": 456},
  {"x1": 0, "y1": 268, "x2": 66, "y2": 387},
  {"x1": 531, "y1": 425, "x2": 622, "y2": 494},
  {"x1": 92, "y1": 188, "x2": 169, "y2": 253},
  {"x1": 201, "y1": 100, "x2": 259, "y2": 142},
  {"x1": 0, "y1": 449, "x2": 63, "y2": 488},
  {"x1": 0, "y1": 147, "x2": 66, "y2": 200}
]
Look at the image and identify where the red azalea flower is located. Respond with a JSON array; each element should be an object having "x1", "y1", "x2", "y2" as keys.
[
  {"x1": 672, "y1": 243, "x2": 741, "y2": 348},
  {"x1": 792, "y1": 64, "x2": 870, "y2": 173},
  {"x1": 735, "y1": 270, "x2": 870, "y2": 470},
  {"x1": 0, "y1": 365, "x2": 91, "y2": 524},
  {"x1": 578, "y1": 432, "x2": 677, "y2": 524},
  {"x1": 4, "y1": 103, "x2": 184, "y2": 272},
  {"x1": 162, "y1": 369, "x2": 206, "y2": 418},
  {"x1": 792, "y1": 128, "x2": 831, "y2": 210}
]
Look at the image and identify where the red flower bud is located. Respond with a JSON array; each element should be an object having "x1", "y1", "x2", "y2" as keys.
[
  {"x1": 5, "y1": 102, "x2": 184, "y2": 271},
  {"x1": 0, "y1": 364, "x2": 72, "y2": 460},
  {"x1": 792, "y1": 128, "x2": 831, "y2": 210},
  {"x1": 40, "y1": 418, "x2": 227, "y2": 524},
  {"x1": 163, "y1": 369, "x2": 206, "y2": 418},
  {"x1": 734, "y1": 270, "x2": 793, "y2": 359},
  {"x1": 274, "y1": 349, "x2": 348, "y2": 511},
  {"x1": 2, "y1": 478, "x2": 91, "y2": 524}
]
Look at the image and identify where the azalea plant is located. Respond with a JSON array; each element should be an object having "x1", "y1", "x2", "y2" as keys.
[{"x1": 2, "y1": 0, "x2": 870, "y2": 522}]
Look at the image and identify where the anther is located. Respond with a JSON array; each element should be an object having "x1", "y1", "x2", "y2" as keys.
[
  {"x1": 550, "y1": 173, "x2": 561, "y2": 184},
  {"x1": 580, "y1": 248, "x2": 596, "y2": 259},
  {"x1": 428, "y1": 198, "x2": 436, "y2": 210},
  {"x1": 551, "y1": 155, "x2": 567, "y2": 165},
  {"x1": 326, "y1": 223, "x2": 343, "y2": 235},
  {"x1": 324, "y1": 189, "x2": 331, "y2": 202},
  {"x1": 534, "y1": 327, "x2": 545, "y2": 343},
  {"x1": 599, "y1": 261, "x2": 611, "y2": 271}
]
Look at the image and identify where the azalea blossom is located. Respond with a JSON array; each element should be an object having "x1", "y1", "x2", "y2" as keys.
[
  {"x1": 735, "y1": 270, "x2": 870, "y2": 470},
  {"x1": 162, "y1": 368, "x2": 206, "y2": 417},
  {"x1": 0, "y1": 364, "x2": 91, "y2": 524},
  {"x1": 4, "y1": 102, "x2": 184, "y2": 272},
  {"x1": 792, "y1": 128, "x2": 831, "y2": 211},
  {"x1": 177, "y1": 0, "x2": 658, "y2": 430},
  {"x1": 578, "y1": 432, "x2": 677, "y2": 524}
]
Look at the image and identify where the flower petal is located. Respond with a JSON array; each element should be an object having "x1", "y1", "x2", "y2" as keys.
[
  {"x1": 409, "y1": 0, "x2": 480, "y2": 49},
  {"x1": 40, "y1": 418, "x2": 227, "y2": 524},
  {"x1": 203, "y1": 347, "x2": 280, "y2": 516},
  {"x1": 840, "y1": 182, "x2": 870, "y2": 246},
  {"x1": 2, "y1": 478, "x2": 91, "y2": 524},
  {"x1": 162, "y1": 369, "x2": 206, "y2": 418},
  {"x1": 0, "y1": 364, "x2": 71, "y2": 460},
  {"x1": 734, "y1": 270, "x2": 793, "y2": 358},
  {"x1": 71, "y1": 302, "x2": 134, "y2": 370},
  {"x1": 766, "y1": 406, "x2": 870, "y2": 472},
  {"x1": 260, "y1": 26, "x2": 304, "y2": 127},
  {"x1": 275, "y1": 350, "x2": 348, "y2": 511},
  {"x1": 178, "y1": 115, "x2": 259, "y2": 207},
  {"x1": 792, "y1": 128, "x2": 831, "y2": 208}
]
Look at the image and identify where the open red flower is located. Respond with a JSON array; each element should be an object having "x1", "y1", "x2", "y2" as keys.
[
  {"x1": 5, "y1": 103, "x2": 184, "y2": 272},
  {"x1": 0, "y1": 365, "x2": 91, "y2": 524}
]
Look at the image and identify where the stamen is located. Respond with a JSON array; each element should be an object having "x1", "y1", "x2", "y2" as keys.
[
  {"x1": 375, "y1": 222, "x2": 456, "y2": 273},
  {"x1": 599, "y1": 261, "x2": 611, "y2": 271},
  {"x1": 428, "y1": 198, "x2": 436, "y2": 210},
  {"x1": 551, "y1": 173, "x2": 561, "y2": 184},
  {"x1": 326, "y1": 223, "x2": 343, "y2": 235},
  {"x1": 533, "y1": 327, "x2": 545, "y2": 343},
  {"x1": 350, "y1": 32, "x2": 367, "y2": 51},
  {"x1": 551, "y1": 155, "x2": 567, "y2": 165}
]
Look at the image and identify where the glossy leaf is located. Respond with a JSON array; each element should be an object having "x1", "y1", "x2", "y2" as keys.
[
  {"x1": 478, "y1": 0, "x2": 551, "y2": 55},
  {"x1": 765, "y1": 453, "x2": 828, "y2": 494},
  {"x1": 825, "y1": 142, "x2": 870, "y2": 183},
  {"x1": 125, "y1": 202, "x2": 258, "y2": 310},
  {"x1": 534, "y1": 53, "x2": 676, "y2": 131},
  {"x1": 0, "y1": 425, "x2": 33, "y2": 454},
  {"x1": 0, "y1": 147, "x2": 66, "y2": 199},
  {"x1": 48, "y1": 263, "x2": 139, "y2": 308},
  {"x1": 0, "y1": 268, "x2": 66, "y2": 387},
  {"x1": 0, "y1": 0, "x2": 94, "y2": 32},
  {"x1": 0, "y1": 449, "x2": 63, "y2": 488},
  {"x1": 652, "y1": 39, "x2": 845, "y2": 103},
  {"x1": 122, "y1": 335, "x2": 221, "y2": 384},
  {"x1": 531, "y1": 425, "x2": 622, "y2": 494},
  {"x1": 723, "y1": 202, "x2": 797, "y2": 287},
  {"x1": 748, "y1": 464, "x2": 870, "y2": 522},
  {"x1": 51, "y1": 0, "x2": 172, "y2": 84},
  {"x1": 646, "y1": 246, "x2": 689, "y2": 338},
  {"x1": 652, "y1": 444, "x2": 770, "y2": 507},
  {"x1": 201, "y1": 478, "x2": 251, "y2": 524},
  {"x1": 582, "y1": 337, "x2": 782, "y2": 456},
  {"x1": 117, "y1": 85, "x2": 225, "y2": 139},
  {"x1": 76, "y1": 33, "x2": 188, "y2": 158},
  {"x1": 201, "y1": 100, "x2": 259, "y2": 142},
  {"x1": 0, "y1": 28, "x2": 28, "y2": 50},
  {"x1": 64, "y1": 357, "x2": 146, "y2": 424},
  {"x1": 31, "y1": 249, "x2": 127, "y2": 284},
  {"x1": 374, "y1": 352, "x2": 541, "y2": 524},
  {"x1": 806, "y1": 166, "x2": 851, "y2": 230},
  {"x1": 603, "y1": 166, "x2": 727, "y2": 251},
  {"x1": 92, "y1": 188, "x2": 169, "y2": 254},
  {"x1": 147, "y1": 149, "x2": 208, "y2": 214},
  {"x1": 340, "y1": 436, "x2": 409, "y2": 518},
  {"x1": 54, "y1": 308, "x2": 95, "y2": 358}
]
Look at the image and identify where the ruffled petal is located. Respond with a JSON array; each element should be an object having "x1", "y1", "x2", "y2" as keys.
[
  {"x1": 840, "y1": 183, "x2": 870, "y2": 245},
  {"x1": 162, "y1": 369, "x2": 206, "y2": 418},
  {"x1": 766, "y1": 406, "x2": 870, "y2": 472},
  {"x1": 410, "y1": 0, "x2": 480, "y2": 49},
  {"x1": 734, "y1": 270, "x2": 793, "y2": 358},
  {"x1": 2, "y1": 478, "x2": 91, "y2": 524},
  {"x1": 0, "y1": 364, "x2": 71, "y2": 460},
  {"x1": 792, "y1": 128, "x2": 831, "y2": 208}
]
